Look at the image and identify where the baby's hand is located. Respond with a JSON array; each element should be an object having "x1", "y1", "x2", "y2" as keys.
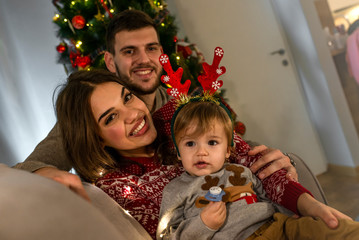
[{"x1": 200, "y1": 201, "x2": 226, "y2": 230}]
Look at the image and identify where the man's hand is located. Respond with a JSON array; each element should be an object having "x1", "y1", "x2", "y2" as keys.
[
  {"x1": 297, "y1": 193, "x2": 352, "y2": 229},
  {"x1": 35, "y1": 167, "x2": 91, "y2": 202},
  {"x1": 200, "y1": 201, "x2": 226, "y2": 230},
  {"x1": 248, "y1": 145, "x2": 297, "y2": 181}
]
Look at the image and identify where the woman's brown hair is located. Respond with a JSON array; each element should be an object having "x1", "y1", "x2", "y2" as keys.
[{"x1": 55, "y1": 69, "x2": 132, "y2": 182}]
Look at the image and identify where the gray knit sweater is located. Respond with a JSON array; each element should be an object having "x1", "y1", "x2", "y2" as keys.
[{"x1": 157, "y1": 163, "x2": 291, "y2": 240}]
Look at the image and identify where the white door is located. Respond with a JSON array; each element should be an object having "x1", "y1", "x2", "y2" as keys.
[{"x1": 172, "y1": 0, "x2": 327, "y2": 174}]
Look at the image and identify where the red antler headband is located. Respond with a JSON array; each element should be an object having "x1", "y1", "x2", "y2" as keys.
[
  {"x1": 159, "y1": 47, "x2": 234, "y2": 151},
  {"x1": 159, "y1": 54, "x2": 191, "y2": 99},
  {"x1": 159, "y1": 46, "x2": 226, "y2": 105},
  {"x1": 198, "y1": 47, "x2": 226, "y2": 94}
]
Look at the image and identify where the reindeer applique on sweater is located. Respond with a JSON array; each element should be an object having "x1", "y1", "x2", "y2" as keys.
[{"x1": 195, "y1": 164, "x2": 258, "y2": 208}]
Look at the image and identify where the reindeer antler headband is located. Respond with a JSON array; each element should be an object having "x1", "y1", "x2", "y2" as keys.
[
  {"x1": 159, "y1": 47, "x2": 234, "y2": 153},
  {"x1": 159, "y1": 47, "x2": 226, "y2": 105}
]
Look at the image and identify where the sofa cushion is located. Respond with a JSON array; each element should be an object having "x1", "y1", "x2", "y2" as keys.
[{"x1": 0, "y1": 164, "x2": 150, "y2": 240}]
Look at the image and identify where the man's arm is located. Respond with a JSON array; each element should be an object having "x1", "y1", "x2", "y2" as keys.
[
  {"x1": 248, "y1": 144, "x2": 298, "y2": 181},
  {"x1": 13, "y1": 123, "x2": 71, "y2": 172},
  {"x1": 12, "y1": 123, "x2": 90, "y2": 201},
  {"x1": 230, "y1": 134, "x2": 311, "y2": 214}
]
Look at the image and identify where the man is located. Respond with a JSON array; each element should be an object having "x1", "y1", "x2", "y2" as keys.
[
  {"x1": 14, "y1": 10, "x2": 294, "y2": 205},
  {"x1": 104, "y1": 9, "x2": 169, "y2": 113}
]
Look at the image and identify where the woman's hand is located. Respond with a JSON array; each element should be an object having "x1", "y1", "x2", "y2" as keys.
[
  {"x1": 35, "y1": 167, "x2": 91, "y2": 202},
  {"x1": 248, "y1": 145, "x2": 298, "y2": 181},
  {"x1": 297, "y1": 193, "x2": 352, "y2": 229},
  {"x1": 200, "y1": 201, "x2": 226, "y2": 230}
]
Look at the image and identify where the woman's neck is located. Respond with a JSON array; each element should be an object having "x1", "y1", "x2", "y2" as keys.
[{"x1": 117, "y1": 146, "x2": 155, "y2": 158}]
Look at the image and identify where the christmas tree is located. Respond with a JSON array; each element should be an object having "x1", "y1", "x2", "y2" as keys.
[
  {"x1": 52, "y1": 0, "x2": 203, "y2": 90},
  {"x1": 52, "y1": 0, "x2": 245, "y2": 135}
]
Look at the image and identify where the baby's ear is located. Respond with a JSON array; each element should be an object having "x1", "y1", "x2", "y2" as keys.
[{"x1": 226, "y1": 146, "x2": 231, "y2": 158}]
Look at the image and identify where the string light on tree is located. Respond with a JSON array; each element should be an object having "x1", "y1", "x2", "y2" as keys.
[
  {"x1": 53, "y1": 14, "x2": 60, "y2": 21},
  {"x1": 76, "y1": 41, "x2": 83, "y2": 49}
]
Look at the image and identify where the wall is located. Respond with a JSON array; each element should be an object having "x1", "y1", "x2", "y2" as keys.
[{"x1": 0, "y1": 0, "x2": 66, "y2": 165}]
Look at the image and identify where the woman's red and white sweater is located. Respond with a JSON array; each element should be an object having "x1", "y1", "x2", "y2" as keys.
[{"x1": 95, "y1": 100, "x2": 311, "y2": 239}]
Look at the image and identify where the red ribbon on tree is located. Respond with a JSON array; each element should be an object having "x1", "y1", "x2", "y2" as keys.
[
  {"x1": 70, "y1": 51, "x2": 91, "y2": 69},
  {"x1": 75, "y1": 56, "x2": 91, "y2": 69},
  {"x1": 69, "y1": 52, "x2": 80, "y2": 68},
  {"x1": 99, "y1": 0, "x2": 113, "y2": 18}
]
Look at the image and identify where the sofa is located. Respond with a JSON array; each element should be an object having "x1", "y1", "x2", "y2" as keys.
[{"x1": 0, "y1": 154, "x2": 326, "y2": 239}]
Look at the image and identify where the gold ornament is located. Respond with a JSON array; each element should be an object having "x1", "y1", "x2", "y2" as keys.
[
  {"x1": 95, "y1": 11, "x2": 105, "y2": 21},
  {"x1": 148, "y1": 0, "x2": 164, "y2": 12}
]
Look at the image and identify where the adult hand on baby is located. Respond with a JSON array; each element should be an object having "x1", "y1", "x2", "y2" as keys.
[
  {"x1": 35, "y1": 167, "x2": 91, "y2": 202},
  {"x1": 248, "y1": 145, "x2": 298, "y2": 181},
  {"x1": 297, "y1": 193, "x2": 352, "y2": 229},
  {"x1": 200, "y1": 201, "x2": 226, "y2": 230}
]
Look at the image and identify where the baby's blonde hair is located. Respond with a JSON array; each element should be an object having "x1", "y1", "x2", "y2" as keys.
[{"x1": 173, "y1": 101, "x2": 233, "y2": 147}]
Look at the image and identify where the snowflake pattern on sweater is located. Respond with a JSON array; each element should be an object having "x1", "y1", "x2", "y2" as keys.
[{"x1": 95, "y1": 158, "x2": 184, "y2": 239}]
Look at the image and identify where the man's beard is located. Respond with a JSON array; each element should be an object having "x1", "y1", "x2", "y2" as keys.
[{"x1": 115, "y1": 64, "x2": 162, "y2": 95}]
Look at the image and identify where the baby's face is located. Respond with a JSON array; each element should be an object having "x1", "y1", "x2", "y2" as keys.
[{"x1": 177, "y1": 120, "x2": 230, "y2": 176}]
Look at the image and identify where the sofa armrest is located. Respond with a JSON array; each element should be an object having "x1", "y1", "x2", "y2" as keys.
[
  {"x1": 0, "y1": 164, "x2": 131, "y2": 240},
  {"x1": 287, "y1": 153, "x2": 328, "y2": 204}
]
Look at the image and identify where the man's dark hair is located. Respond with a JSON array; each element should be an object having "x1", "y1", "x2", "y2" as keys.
[{"x1": 106, "y1": 9, "x2": 159, "y2": 54}]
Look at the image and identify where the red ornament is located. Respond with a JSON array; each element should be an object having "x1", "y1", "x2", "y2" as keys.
[
  {"x1": 234, "y1": 121, "x2": 246, "y2": 136},
  {"x1": 72, "y1": 15, "x2": 86, "y2": 29},
  {"x1": 69, "y1": 51, "x2": 81, "y2": 67},
  {"x1": 56, "y1": 43, "x2": 67, "y2": 53},
  {"x1": 173, "y1": 36, "x2": 178, "y2": 43},
  {"x1": 75, "y1": 55, "x2": 91, "y2": 69},
  {"x1": 177, "y1": 44, "x2": 192, "y2": 59}
]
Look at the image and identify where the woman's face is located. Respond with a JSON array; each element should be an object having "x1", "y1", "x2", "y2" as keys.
[{"x1": 90, "y1": 82, "x2": 157, "y2": 156}]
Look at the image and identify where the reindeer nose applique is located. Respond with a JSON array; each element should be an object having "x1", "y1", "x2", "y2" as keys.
[{"x1": 205, "y1": 186, "x2": 225, "y2": 202}]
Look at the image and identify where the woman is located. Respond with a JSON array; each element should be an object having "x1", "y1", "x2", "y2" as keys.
[
  {"x1": 56, "y1": 69, "x2": 181, "y2": 238},
  {"x1": 56, "y1": 69, "x2": 350, "y2": 239}
]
